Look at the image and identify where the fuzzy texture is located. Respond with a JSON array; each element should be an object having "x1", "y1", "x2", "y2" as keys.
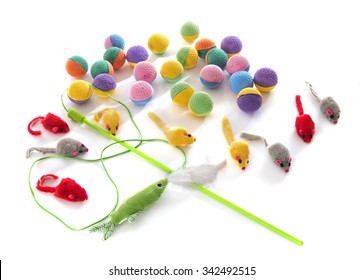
[
  {"x1": 205, "y1": 48, "x2": 228, "y2": 70},
  {"x1": 240, "y1": 132, "x2": 291, "y2": 173},
  {"x1": 160, "y1": 60, "x2": 184, "y2": 82},
  {"x1": 195, "y1": 38, "x2": 216, "y2": 59},
  {"x1": 200, "y1": 64, "x2": 224, "y2": 89},
  {"x1": 67, "y1": 80, "x2": 93, "y2": 104},
  {"x1": 36, "y1": 174, "x2": 88, "y2": 202},
  {"x1": 253, "y1": 67, "x2": 278, "y2": 93},
  {"x1": 180, "y1": 21, "x2": 200, "y2": 42},
  {"x1": 129, "y1": 81, "x2": 154, "y2": 105},
  {"x1": 65, "y1": 55, "x2": 88, "y2": 78},
  {"x1": 133, "y1": 61, "x2": 157, "y2": 83},
  {"x1": 103, "y1": 47, "x2": 126, "y2": 70},
  {"x1": 26, "y1": 137, "x2": 88, "y2": 158},
  {"x1": 104, "y1": 34, "x2": 125, "y2": 50},
  {"x1": 222, "y1": 116, "x2": 250, "y2": 170},
  {"x1": 220, "y1": 35, "x2": 242, "y2": 57},
  {"x1": 126, "y1": 45, "x2": 149, "y2": 67},
  {"x1": 92, "y1": 73, "x2": 116, "y2": 98},
  {"x1": 229, "y1": 71, "x2": 254, "y2": 94},
  {"x1": 90, "y1": 60, "x2": 114, "y2": 78},
  {"x1": 148, "y1": 33, "x2": 170, "y2": 54},
  {"x1": 148, "y1": 112, "x2": 195, "y2": 147},
  {"x1": 167, "y1": 160, "x2": 226, "y2": 188},
  {"x1": 28, "y1": 113, "x2": 70, "y2": 136},
  {"x1": 90, "y1": 178, "x2": 168, "y2": 240},
  {"x1": 307, "y1": 82, "x2": 341, "y2": 124},
  {"x1": 236, "y1": 87, "x2": 262, "y2": 113},
  {"x1": 94, "y1": 108, "x2": 120, "y2": 136},
  {"x1": 176, "y1": 46, "x2": 198, "y2": 69},
  {"x1": 188, "y1": 91, "x2": 214, "y2": 117},
  {"x1": 295, "y1": 95, "x2": 315, "y2": 143},
  {"x1": 170, "y1": 82, "x2": 195, "y2": 107},
  {"x1": 226, "y1": 55, "x2": 250, "y2": 75}
]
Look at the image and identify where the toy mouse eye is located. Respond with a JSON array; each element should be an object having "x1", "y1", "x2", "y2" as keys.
[
  {"x1": 288, "y1": 162, "x2": 291, "y2": 166},
  {"x1": 301, "y1": 134, "x2": 305, "y2": 139},
  {"x1": 60, "y1": 129, "x2": 63, "y2": 132},
  {"x1": 310, "y1": 135, "x2": 313, "y2": 138},
  {"x1": 187, "y1": 134, "x2": 191, "y2": 137},
  {"x1": 156, "y1": 183, "x2": 162, "y2": 188},
  {"x1": 330, "y1": 115, "x2": 334, "y2": 119},
  {"x1": 238, "y1": 159, "x2": 242, "y2": 164},
  {"x1": 81, "y1": 144, "x2": 85, "y2": 147},
  {"x1": 280, "y1": 163, "x2": 284, "y2": 167},
  {"x1": 247, "y1": 160, "x2": 249, "y2": 164}
]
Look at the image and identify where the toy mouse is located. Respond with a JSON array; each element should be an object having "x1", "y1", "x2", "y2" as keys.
[
  {"x1": 295, "y1": 95, "x2": 315, "y2": 143},
  {"x1": 94, "y1": 108, "x2": 121, "y2": 136},
  {"x1": 28, "y1": 113, "x2": 70, "y2": 136},
  {"x1": 222, "y1": 116, "x2": 250, "y2": 170},
  {"x1": 26, "y1": 137, "x2": 88, "y2": 158},
  {"x1": 306, "y1": 81, "x2": 341, "y2": 124},
  {"x1": 36, "y1": 174, "x2": 88, "y2": 202},
  {"x1": 148, "y1": 112, "x2": 196, "y2": 147},
  {"x1": 240, "y1": 132, "x2": 292, "y2": 173}
]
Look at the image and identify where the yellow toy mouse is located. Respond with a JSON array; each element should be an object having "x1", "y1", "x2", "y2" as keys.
[
  {"x1": 222, "y1": 116, "x2": 250, "y2": 170},
  {"x1": 148, "y1": 112, "x2": 196, "y2": 147},
  {"x1": 94, "y1": 108, "x2": 121, "y2": 136}
]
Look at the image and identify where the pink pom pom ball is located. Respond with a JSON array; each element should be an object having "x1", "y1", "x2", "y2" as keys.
[
  {"x1": 129, "y1": 81, "x2": 154, "y2": 105},
  {"x1": 226, "y1": 55, "x2": 250, "y2": 75},
  {"x1": 200, "y1": 65, "x2": 224, "y2": 89},
  {"x1": 133, "y1": 61, "x2": 157, "y2": 83}
]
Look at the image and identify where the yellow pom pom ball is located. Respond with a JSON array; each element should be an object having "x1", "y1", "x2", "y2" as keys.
[
  {"x1": 160, "y1": 60, "x2": 184, "y2": 83},
  {"x1": 67, "y1": 80, "x2": 93, "y2": 104},
  {"x1": 176, "y1": 47, "x2": 198, "y2": 69},
  {"x1": 170, "y1": 82, "x2": 195, "y2": 107},
  {"x1": 148, "y1": 33, "x2": 170, "y2": 55}
]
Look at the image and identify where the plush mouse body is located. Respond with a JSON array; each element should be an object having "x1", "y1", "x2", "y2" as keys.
[
  {"x1": 26, "y1": 137, "x2": 88, "y2": 158},
  {"x1": 306, "y1": 82, "x2": 341, "y2": 124},
  {"x1": 148, "y1": 112, "x2": 196, "y2": 147},
  {"x1": 222, "y1": 116, "x2": 250, "y2": 170},
  {"x1": 295, "y1": 95, "x2": 315, "y2": 143},
  {"x1": 94, "y1": 108, "x2": 120, "y2": 136},
  {"x1": 241, "y1": 132, "x2": 291, "y2": 173},
  {"x1": 28, "y1": 113, "x2": 70, "y2": 136},
  {"x1": 36, "y1": 174, "x2": 88, "y2": 202}
]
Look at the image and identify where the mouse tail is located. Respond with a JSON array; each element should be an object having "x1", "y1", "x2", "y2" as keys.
[
  {"x1": 148, "y1": 112, "x2": 169, "y2": 135},
  {"x1": 296, "y1": 95, "x2": 304, "y2": 116},
  {"x1": 36, "y1": 174, "x2": 58, "y2": 193},
  {"x1": 222, "y1": 116, "x2": 235, "y2": 145},
  {"x1": 305, "y1": 81, "x2": 321, "y2": 102},
  {"x1": 28, "y1": 116, "x2": 44, "y2": 135},
  {"x1": 26, "y1": 147, "x2": 57, "y2": 158},
  {"x1": 240, "y1": 132, "x2": 268, "y2": 147}
]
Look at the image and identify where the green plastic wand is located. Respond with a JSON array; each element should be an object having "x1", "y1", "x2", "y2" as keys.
[{"x1": 68, "y1": 108, "x2": 303, "y2": 246}]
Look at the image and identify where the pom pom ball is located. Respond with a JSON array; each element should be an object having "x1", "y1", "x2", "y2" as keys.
[
  {"x1": 129, "y1": 81, "x2": 154, "y2": 105},
  {"x1": 148, "y1": 33, "x2": 170, "y2": 55},
  {"x1": 176, "y1": 46, "x2": 198, "y2": 69},
  {"x1": 92, "y1": 74, "x2": 117, "y2": 98},
  {"x1": 188, "y1": 91, "x2": 214, "y2": 117},
  {"x1": 253, "y1": 67, "x2": 278, "y2": 93},
  {"x1": 91, "y1": 60, "x2": 114, "y2": 79},
  {"x1": 195, "y1": 38, "x2": 216, "y2": 59},
  {"x1": 133, "y1": 61, "x2": 157, "y2": 83},
  {"x1": 103, "y1": 47, "x2": 126, "y2": 71},
  {"x1": 220, "y1": 35, "x2": 242, "y2": 57},
  {"x1": 67, "y1": 80, "x2": 92, "y2": 104},
  {"x1": 226, "y1": 55, "x2": 250, "y2": 75},
  {"x1": 229, "y1": 71, "x2": 254, "y2": 94},
  {"x1": 170, "y1": 82, "x2": 195, "y2": 107},
  {"x1": 126, "y1": 45, "x2": 149, "y2": 67},
  {"x1": 205, "y1": 48, "x2": 228, "y2": 70},
  {"x1": 236, "y1": 87, "x2": 263, "y2": 113},
  {"x1": 65, "y1": 55, "x2": 88, "y2": 78},
  {"x1": 200, "y1": 65, "x2": 224, "y2": 89},
  {"x1": 160, "y1": 60, "x2": 184, "y2": 83},
  {"x1": 180, "y1": 21, "x2": 200, "y2": 43},
  {"x1": 104, "y1": 34, "x2": 125, "y2": 50}
]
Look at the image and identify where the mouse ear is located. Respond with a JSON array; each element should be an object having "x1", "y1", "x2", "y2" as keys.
[
  {"x1": 72, "y1": 151, "x2": 79, "y2": 156},
  {"x1": 275, "y1": 159, "x2": 281, "y2": 165},
  {"x1": 52, "y1": 127, "x2": 59, "y2": 132},
  {"x1": 68, "y1": 194, "x2": 75, "y2": 200},
  {"x1": 289, "y1": 157, "x2": 292, "y2": 162},
  {"x1": 326, "y1": 109, "x2": 333, "y2": 115},
  {"x1": 298, "y1": 129, "x2": 303, "y2": 135}
]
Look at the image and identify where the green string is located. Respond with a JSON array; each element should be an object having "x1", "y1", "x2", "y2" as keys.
[{"x1": 27, "y1": 90, "x2": 187, "y2": 231}]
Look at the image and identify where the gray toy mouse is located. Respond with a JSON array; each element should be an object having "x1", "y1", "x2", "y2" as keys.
[
  {"x1": 306, "y1": 81, "x2": 341, "y2": 124},
  {"x1": 26, "y1": 137, "x2": 88, "y2": 158},
  {"x1": 240, "y1": 132, "x2": 291, "y2": 173}
]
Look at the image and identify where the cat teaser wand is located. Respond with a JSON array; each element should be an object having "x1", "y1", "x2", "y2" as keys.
[{"x1": 68, "y1": 108, "x2": 303, "y2": 246}]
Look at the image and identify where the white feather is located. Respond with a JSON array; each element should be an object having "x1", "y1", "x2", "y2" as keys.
[{"x1": 167, "y1": 160, "x2": 226, "y2": 188}]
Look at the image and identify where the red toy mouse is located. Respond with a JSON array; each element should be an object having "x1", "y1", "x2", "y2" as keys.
[
  {"x1": 295, "y1": 95, "x2": 315, "y2": 143},
  {"x1": 28, "y1": 113, "x2": 70, "y2": 136},
  {"x1": 36, "y1": 174, "x2": 88, "y2": 202}
]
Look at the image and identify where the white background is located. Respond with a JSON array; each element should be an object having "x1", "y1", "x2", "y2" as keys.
[{"x1": 1, "y1": 0, "x2": 364, "y2": 279}]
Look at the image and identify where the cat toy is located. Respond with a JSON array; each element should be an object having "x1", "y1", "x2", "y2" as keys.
[
  {"x1": 94, "y1": 108, "x2": 121, "y2": 136},
  {"x1": 295, "y1": 95, "x2": 315, "y2": 143},
  {"x1": 36, "y1": 174, "x2": 88, "y2": 202},
  {"x1": 222, "y1": 116, "x2": 250, "y2": 170},
  {"x1": 28, "y1": 112, "x2": 70, "y2": 136},
  {"x1": 67, "y1": 108, "x2": 303, "y2": 245},
  {"x1": 148, "y1": 112, "x2": 196, "y2": 147},
  {"x1": 240, "y1": 132, "x2": 292, "y2": 173},
  {"x1": 26, "y1": 137, "x2": 88, "y2": 158},
  {"x1": 305, "y1": 81, "x2": 341, "y2": 124}
]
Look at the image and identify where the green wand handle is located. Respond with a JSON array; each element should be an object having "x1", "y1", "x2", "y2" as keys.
[{"x1": 68, "y1": 108, "x2": 303, "y2": 246}]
